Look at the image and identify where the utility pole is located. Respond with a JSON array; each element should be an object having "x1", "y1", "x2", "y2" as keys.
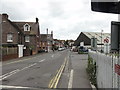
[
  {"x1": 46, "y1": 28, "x2": 48, "y2": 52},
  {"x1": 101, "y1": 30, "x2": 103, "y2": 53}
]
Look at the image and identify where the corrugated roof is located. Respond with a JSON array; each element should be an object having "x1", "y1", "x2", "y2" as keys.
[{"x1": 83, "y1": 32, "x2": 111, "y2": 44}]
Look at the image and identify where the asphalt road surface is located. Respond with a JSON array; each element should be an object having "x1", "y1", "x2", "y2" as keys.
[{"x1": 1, "y1": 49, "x2": 91, "y2": 90}]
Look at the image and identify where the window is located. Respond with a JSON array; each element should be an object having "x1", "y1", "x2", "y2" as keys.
[
  {"x1": 25, "y1": 36, "x2": 30, "y2": 42},
  {"x1": 24, "y1": 23, "x2": 30, "y2": 31},
  {"x1": 7, "y1": 33, "x2": 13, "y2": 42}
]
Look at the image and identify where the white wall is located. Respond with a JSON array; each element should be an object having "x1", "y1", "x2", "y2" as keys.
[{"x1": 89, "y1": 51, "x2": 119, "y2": 88}]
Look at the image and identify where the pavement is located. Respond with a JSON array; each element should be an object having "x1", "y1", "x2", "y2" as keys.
[
  {"x1": 59, "y1": 51, "x2": 92, "y2": 89},
  {"x1": 70, "y1": 52, "x2": 91, "y2": 88}
]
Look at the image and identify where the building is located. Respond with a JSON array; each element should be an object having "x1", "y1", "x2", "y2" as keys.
[
  {"x1": 40, "y1": 32, "x2": 53, "y2": 52},
  {"x1": 74, "y1": 32, "x2": 110, "y2": 50},
  {"x1": 1, "y1": 14, "x2": 24, "y2": 60},
  {"x1": 1, "y1": 13, "x2": 40, "y2": 60},
  {"x1": 13, "y1": 18, "x2": 40, "y2": 56}
]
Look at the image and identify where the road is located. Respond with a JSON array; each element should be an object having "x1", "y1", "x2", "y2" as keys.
[{"x1": 1, "y1": 49, "x2": 91, "y2": 90}]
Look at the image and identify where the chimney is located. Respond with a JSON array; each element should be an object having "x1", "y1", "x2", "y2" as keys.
[
  {"x1": 2, "y1": 13, "x2": 8, "y2": 19},
  {"x1": 46, "y1": 28, "x2": 48, "y2": 35},
  {"x1": 51, "y1": 31, "x2": 53, "y2": 38},
  {"x1": 36, "y1": 18, "x2": 39, "y2": 23}
]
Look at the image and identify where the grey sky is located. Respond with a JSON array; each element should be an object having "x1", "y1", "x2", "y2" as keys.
[{"x1": 0, "y1": 0, "x2": 118, "y2": 40}]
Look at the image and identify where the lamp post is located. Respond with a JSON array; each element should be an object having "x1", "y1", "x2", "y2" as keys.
[{"x1": 101, "y1": 30, "x2": 103, "y2": 53}]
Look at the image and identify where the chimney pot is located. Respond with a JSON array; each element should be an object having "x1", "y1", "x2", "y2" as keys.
[
  {"x1": 36, "y1": 18, "x2": 39, "y2": 23},
  {"x1": 2, "y1": 13, "x2": 8, "y2": 19}
]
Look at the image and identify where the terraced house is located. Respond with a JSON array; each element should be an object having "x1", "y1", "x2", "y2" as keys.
[{"x1": 1, "y1": 13, "x2": 40, "y2": 60}]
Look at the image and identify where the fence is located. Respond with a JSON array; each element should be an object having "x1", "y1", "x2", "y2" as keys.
[
  {"x1": 2, "y1": 47, "x2": 18, "y2": 60},
  {"x1": 89, "y1": 50, "x2": 120, "y2": 88},
  {"x1": 2, "y1": 47, "x2": 18, "y2": 56}
]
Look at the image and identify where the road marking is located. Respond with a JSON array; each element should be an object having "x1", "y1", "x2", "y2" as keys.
[
  {"x1": 0, "y1": 85, "x2": 36, "y2": 89},
  {"x1": 0, "y1": 70, "x2": 19, "y2": 78},
  {"x1": 68, "y1": 69, "x2": 74, "y2": 88},
  {"x1": 1, "y1": 63, "x2": 37, "y2": 80},
  {"x1": 0, "y1": 69, "x2": 20, "y2": 81},
  {"x1": 39, "y1": 59, "x2": 45, "y2": 62},
  {"x1": 21, "y1": 63, "x2": 37, "y2": 71},
  {"x1": 48, "y1": 58, "x2": 67, "y2": 88}
]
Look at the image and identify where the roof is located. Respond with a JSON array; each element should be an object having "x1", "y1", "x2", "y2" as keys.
[
  {"x1": 13, "y1": 22, "x2": 39, "y2": 35},
  {"x1": 1, "y1": 14, "x2": 24, "y2": 35},
  {"x1": 82, "y1": 32, "x2": 111, "y2": 44},
  {"x1": 40, "y1": 34, "x2": 47, "y2": 42},
  {"x1": 40, "y1": 34, "x2": 53, "y2": 42}
]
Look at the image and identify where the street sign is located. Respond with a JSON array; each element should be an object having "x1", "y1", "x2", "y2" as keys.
[{"x1": 104, "y1": 38, "x2": 109, "y2": 43}]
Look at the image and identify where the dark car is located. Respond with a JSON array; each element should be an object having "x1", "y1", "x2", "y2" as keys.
[{"x1": 78, "y1": 46, "x2": 88, "y2": 53}]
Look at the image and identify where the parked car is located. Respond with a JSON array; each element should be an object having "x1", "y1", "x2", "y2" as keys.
[
  {"x1": 78, "y1": 46, "x2": 88, "y2": 53},
  {"x1": 58, "y1": 47, "x2": 64, "y2": 51}
]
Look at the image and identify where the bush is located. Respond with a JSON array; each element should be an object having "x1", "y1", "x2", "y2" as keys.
[{"x1": 86, "y1": 55, "x2": 97, "y2": 87}]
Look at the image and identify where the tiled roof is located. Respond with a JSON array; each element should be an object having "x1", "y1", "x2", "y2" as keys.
[
  {"x1": 83, "y1": 32, "x2": 111, "y2": 44},
  {"x1": 13, "y1": 22, "x2": 38, "y2": 35}
]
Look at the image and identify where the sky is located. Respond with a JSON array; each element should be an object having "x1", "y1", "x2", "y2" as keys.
[{"x1": 0, "y1": 0, "x2": 118, "y2": 40}]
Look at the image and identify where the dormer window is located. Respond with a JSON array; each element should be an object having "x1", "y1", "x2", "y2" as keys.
[{"x1": 24, "y1": 23, "x2": 30, "y2": 31}]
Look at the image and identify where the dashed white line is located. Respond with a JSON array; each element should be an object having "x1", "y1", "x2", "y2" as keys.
[
  {"x1": 0, "y1": 69, "x2": 20, "y2": 81},
  {"x1": 1, "y1": 63, "x2": 37, "y2": 80},
  {"x1": 68, "y1": 69, "x2": 74, "y2": 88},
  {"x1": 39, "y1": 59, "x2": 45, "y2": 62},
  {"x1": 21, "y1": 63, "x2": 37, "y2": 71}
]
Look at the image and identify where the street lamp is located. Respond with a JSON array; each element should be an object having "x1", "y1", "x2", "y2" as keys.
[{"x1": 101, "y1": 30, "x2": 103, "y2": 53}]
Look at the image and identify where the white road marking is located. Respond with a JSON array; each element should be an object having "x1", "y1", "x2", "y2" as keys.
[
  {"x1": 39, "y1": 59, "x2": 45, "y2": 62},
  {"x1": 0, "y1": 85, "x2": 35, "y2": 89},
  {"x1": 68, "y1": 69, "x2": 74, "y2": 88},
  {"x1": 21, "y1": 63, "x2": 37, "y2": 70},
  {"x1": 1, "y1": 63, "x2": 37, "y2": 80},
  {"x1": 0, "y1": 69, "x2": 20, "y2": 81}
]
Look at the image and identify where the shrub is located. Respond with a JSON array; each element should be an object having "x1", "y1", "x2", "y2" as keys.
[{"x1": 86, "y1": 55, "x2": 97, "y2": 87}]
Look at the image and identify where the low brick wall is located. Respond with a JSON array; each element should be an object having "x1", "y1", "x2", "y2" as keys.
[{"x1": 2, "y1": 54, "x2": 18, "y2": 61}]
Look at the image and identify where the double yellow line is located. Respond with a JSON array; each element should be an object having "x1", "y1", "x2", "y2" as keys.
[{"x1": 48, "y1": 58, "x2": 67, "y2": 89}]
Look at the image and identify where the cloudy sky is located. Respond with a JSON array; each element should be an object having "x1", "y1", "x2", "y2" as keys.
[{"x1": 0, "y1": 0, "x2": 118, "y2": 40}]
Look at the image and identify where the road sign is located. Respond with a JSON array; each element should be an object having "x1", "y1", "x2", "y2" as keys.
[{"x1": 104, "y1": 38, "x2": 109, "y2": 43}]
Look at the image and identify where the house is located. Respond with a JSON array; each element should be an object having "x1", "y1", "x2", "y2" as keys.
[
  {"x1": 74, "y1": 32, "x2": 110, "y2": 50},
  {"x1": 1, "y1": 13, "x2": 40, "y2": 60},
  {"x1": 13, "y1": 18, "x2": 40, "y2": 56},
  {"x1": 1, "y1": 14, "x2": 24, "y2": 60},
  {"x1": 40, "y1": 31, "x2": 53, "y2": 52}
]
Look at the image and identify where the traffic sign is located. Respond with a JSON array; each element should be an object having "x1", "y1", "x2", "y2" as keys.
[{"x1": 104, "y1": 38, "x2": 109, "y2": 43}]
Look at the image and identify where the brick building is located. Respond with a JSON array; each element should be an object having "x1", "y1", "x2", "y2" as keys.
[
  {"x1": 14, "y1": 18, "x2": 40, "y2": 56},
  {"x1": 1, "y1": 13, "x2": 40, "y2": 60},
  {"x1": 40, "y1": 32, "x2": 53, "y2": 52},
  {"x1": 1, "y1": 14, "x2": 24, "y2": 60}
]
